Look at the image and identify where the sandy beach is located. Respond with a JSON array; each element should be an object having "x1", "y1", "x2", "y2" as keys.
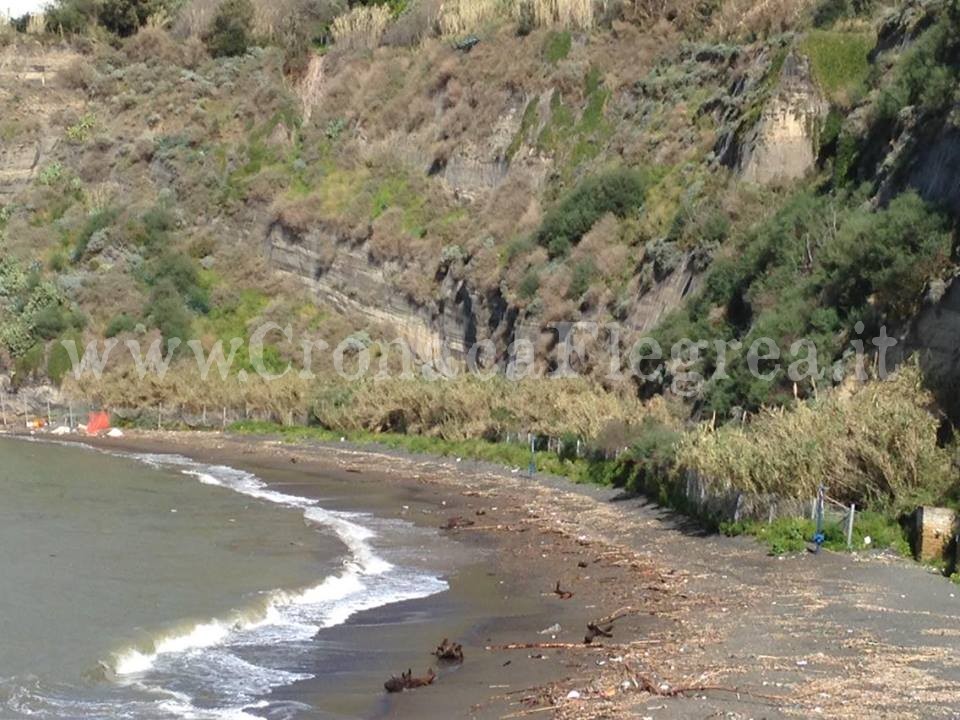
[{"x1": 25, "y1": 428, "x2": 960, "y2": 720}]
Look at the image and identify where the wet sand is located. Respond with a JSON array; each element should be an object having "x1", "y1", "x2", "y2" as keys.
[{"x1": 24, "y1": 428, "x2": 960, "y2": 719}]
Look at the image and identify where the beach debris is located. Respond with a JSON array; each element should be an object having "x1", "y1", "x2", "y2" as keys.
[
  {"x1": 584, "y1": 622, "x2": 615, "y2": 644},
  {"x1": 539, "y1": 623, "x2": 561, "y2": 636},
  {"x1": 487, "y1": 642, "x2": 606, "y2": 651},
  {"x1": 440, "y1": 515, "x2": 475, "y2": 530},
  {"x1": 384, "y1": 668, "x2": 436, "y2": 693},
  {"x1": 577, "y1": 561, "x2": 588, "y2": 568},
  {"x1": 107, "y1": 428, "x2": 124, "y2": 438},
  {"x1": 553, "y1": 581, "x2": 574, "y2": 600},
  {"x1": 51, "y1": 426, "x2": 72, "y2": 435},
  {"x1": 566, "y1": 690, "x2": 581, "y2": 700},
  {"x1": 584, "y1": 607, "x2": 637, "y2": 644},
  {"x1": 433, "y1": 638, "x2": 464, "y2": 663}
]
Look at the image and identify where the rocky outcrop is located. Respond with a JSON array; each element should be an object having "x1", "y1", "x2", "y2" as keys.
[
  {"x1": 876, "y1": 111, "x2": 960, "y2": 214},
  {"x1": 890, "y1": 276, "x2": 960, "y2": 420},
  {"x1": 264, "y1": 219, "x2": 493, "y2": 363},
  {"x1": 628, "y1": 254, "x2": 699, "y2": 335},
  {"x1": 735, "y1": 51, "x2": 829, "y2": 185}
]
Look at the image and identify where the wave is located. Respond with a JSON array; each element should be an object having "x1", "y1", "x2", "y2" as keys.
[{"x1": 2, "y1": 438, "x2": 448, "y2": 719}]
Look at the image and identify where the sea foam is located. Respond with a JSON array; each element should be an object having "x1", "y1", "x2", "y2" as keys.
[{"x1": 99, "y1": 450, "x2": 447, "y2": 718}]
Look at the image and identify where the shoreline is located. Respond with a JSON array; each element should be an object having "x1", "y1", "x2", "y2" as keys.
[{"x1": 11, "y1": 427, "x2": 960, "y2": 719}]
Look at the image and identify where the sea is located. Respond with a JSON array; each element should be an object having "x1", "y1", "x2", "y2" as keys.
[{"x1": 0, "y1": 436, "x2": 448, "y2": 719}]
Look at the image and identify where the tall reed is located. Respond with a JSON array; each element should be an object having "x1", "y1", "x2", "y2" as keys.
[{"x1": 332, "y1": 5, "x2": 392, "y2": 50}]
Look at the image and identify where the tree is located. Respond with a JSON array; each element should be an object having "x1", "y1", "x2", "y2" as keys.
[
  {"x1": 203, "y1": 0, "x2": 255, "y2": 57},
  {"x1": 99, "y1": 0, "x2": 161, "y2": 36}
]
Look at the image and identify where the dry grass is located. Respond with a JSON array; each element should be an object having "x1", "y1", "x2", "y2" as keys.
[
  {"x1": 437, "y1": 0, "x2": 501, "y2": 35},
  {"x1": 26, "y1": 13, "x2": 45, "y2": 35},
  {"x1": 332, "y1": 5, "x2": 392, "y2": 50},
  {"x1": 311, "y1": 375, "x2": 651, "y2": 440},
  {"x1": 172, "y1": 0, "x2": 218, "y2": 38},
  {"x1": 678, "y1": 366, "x2": 953, "y2": 510},
  {"x1": 65, "y1": 368, "x2": 314, "y2": 422},
  {"x1": 522, "y1": 0, "x2": 603, "y2": 30},
  {"x1": 710, "y1": 0, "x2": 814, "y2": 39}
]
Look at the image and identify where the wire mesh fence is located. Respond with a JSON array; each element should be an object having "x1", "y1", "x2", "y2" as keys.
[{"x1": 0, "y1": 388, "x2": 858, "y2": 534}]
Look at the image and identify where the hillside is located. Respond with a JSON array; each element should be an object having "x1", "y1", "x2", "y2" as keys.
[{"x1": 1, "y1": 0, "x2": 958, "y2": 524}]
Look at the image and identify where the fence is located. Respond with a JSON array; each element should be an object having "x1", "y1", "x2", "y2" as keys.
[
  {"x1": 813, "y1": 485, "x2": 857, "y2": 549},
  {"x1": 0, "y1": 391, "x2": 310, "y2": 433},
  {"x1": 0, "y1": 389, "x2": 857, "y2": 536}
]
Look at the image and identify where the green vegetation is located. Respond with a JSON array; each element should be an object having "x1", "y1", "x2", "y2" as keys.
[
  {"x1": 653, "y1": 190, "x2": 952, "y2": 414},
  {"x1": 44, "y1": 0, "x2": 174, "y2": 35},
  {"x1": 536, "y1": 168, "x2": 648, "y2": 257},
  {"x1": 721, "y1": 511, "x2": 910, "y2": 556},
  {"x1": 543, "y1": 30, "x2": 572, "y2": 63},
  {"x1": 203, "y1": 0, "x2": 255, "y2": 58},
  {"x1": 230, "y1": 420, "x2": 592, "y2": 478},
  {"x1": 536, "y1": 69, "x2": 613, "y2": 183},
  {"x1": 803, "y1": 30, "x2": 873, "y2": 104}
]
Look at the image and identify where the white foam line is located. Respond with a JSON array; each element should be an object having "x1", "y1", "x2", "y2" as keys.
[
  {"x1": 6, "y1": 437, "x2": 449, "y2": 720},
  {"x1": 109, "y1": 452, "x2": 437, "y2": 676}
]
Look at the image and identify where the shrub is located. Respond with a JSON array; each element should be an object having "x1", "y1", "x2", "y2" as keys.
[
  {"x1": 383, "y1": 0, "x2": 440, "y2": 45},
  {"x1": 45, "y1": 0, "x2": 97, "y2": 34},
  {"x1": 31, "y1": 304, "x2": 72, "y2": 341},
  {"x1": 105, "y1": 313, "x2": 138, "y2": 337},
  {"x1": 72, "y1": 207, "x2": 119, "y2": 262},
  {"x1": 48, "y1": 333, "x2": 81, "y2": 384},
  {"x1": 144, "y1": 252, "x2": 211, "y2": 313},
  {"x1": 203, "y1": 0, "x2": 254, "y2": 57},
  {"x1": 148, "y1": 280, "x2": 193, "y2": 342},
  {"x1": 536, "y1": 168, "x2": 647, "y2": 257},
  {"x1": 60, "y1": 58, "x2": 99, "y2": 90},
  {"x1": 819, "y1": 192, "x2": 951, "y2": 321},
  {"x1": 100, "y1": 0, "x2": 162, "y2": 36},
  {"x1": 567, "y1": 258, "x2": 594, "y2": 299},
  {"x1": 519, "y1": 268, "x2": 540, "y2": 299}
]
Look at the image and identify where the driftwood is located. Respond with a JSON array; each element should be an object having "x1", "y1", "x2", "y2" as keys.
[
  {"x1": 487, "y1": 642, "x2": 607, "y2": 651},
  {"x1": 553, "y1": 581, "x2": 574, "y2": 600},
  {"x1": 433, "y1": 638, "x2": 464, "y2": 663},
  {"x1": 440, "y1": 516, "x2": 475, "y2": 530},
  {"x1": 628, "y1": 665, "x2": 789, "y2": 703},
  {"x1": 584, "y1": 622, "x2": 615, "y2": 644},
  {"x1": 384, "y1": 668, "x2": 436, "y2": 693},
  {"x1": 584, "y1": 607, "x2": 635, "y2": 644}
]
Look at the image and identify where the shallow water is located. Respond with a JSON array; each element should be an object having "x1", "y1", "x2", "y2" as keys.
[{"x1": 0, "y1": 437, "x2": 447, "y2": 719}]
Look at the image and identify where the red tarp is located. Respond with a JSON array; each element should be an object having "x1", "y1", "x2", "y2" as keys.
[{"x1": 86, "y1": 412, "x2": 111, "y2": 435}]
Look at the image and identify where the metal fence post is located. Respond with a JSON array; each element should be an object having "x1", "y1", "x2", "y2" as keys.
[{"x1": 846, "y1": 503, "x2": 856, "y2": 549}]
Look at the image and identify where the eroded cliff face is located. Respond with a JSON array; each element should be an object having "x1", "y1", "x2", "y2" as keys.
[
  {"x1": 736, "y1": 51, "x2": 828, "y2": 185},
  {"x1": 893, "y1": 277, "x2": 960, "y2": 417},
  {"x1": 0, "y1": 47, "x2": 81, "y2": 199},
  {"x1": 264, "y1": 219, "x2": 514, "y2": 361},
  {"x1": 876, "y1": 109, "x2": 960, "y2": 214}
]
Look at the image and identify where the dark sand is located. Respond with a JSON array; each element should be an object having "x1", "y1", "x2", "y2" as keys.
[{"x1": 23, "y1": 429, "x2": 960, "y2": 719}]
